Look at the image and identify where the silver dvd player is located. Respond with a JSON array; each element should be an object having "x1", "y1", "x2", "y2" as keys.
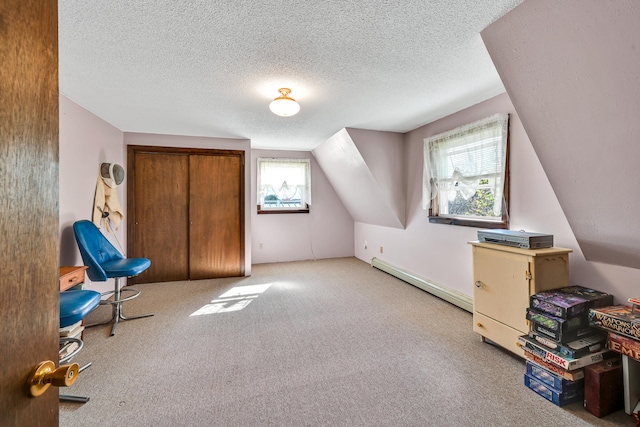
[{"x1": 477, "y1": 229, "x2": 553, "y2": 249}]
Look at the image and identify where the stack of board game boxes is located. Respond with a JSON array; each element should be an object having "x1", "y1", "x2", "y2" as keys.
[
  {"x1": 518, "y1": 286, "x2": 614, "y2": 406},
  {"x1": 589, "y1": 297, "x2": 640, "y2": 418},
  {"x1": 589, "y1": 297, "x2": 640, "y2": 356}
]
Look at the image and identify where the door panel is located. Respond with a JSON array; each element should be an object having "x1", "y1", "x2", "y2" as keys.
[
  {"x1": 189, "y1": 154, "x2": 244, "y2": 279},
  {"x1": 0, "y1": 0, "x2": 60, "y2": 423},
  {"x1": 131, "y1": 152, "x2": 189, "y2": 283}
]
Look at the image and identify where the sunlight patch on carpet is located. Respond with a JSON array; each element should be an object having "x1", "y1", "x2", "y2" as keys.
[{"x1": 190, "y1": 283, "x2": 272, "y2": 316}]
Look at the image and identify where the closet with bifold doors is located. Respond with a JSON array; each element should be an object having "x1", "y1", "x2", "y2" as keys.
[{"x1": 127, "y1": 145, "x2": 245, "y2": 284}]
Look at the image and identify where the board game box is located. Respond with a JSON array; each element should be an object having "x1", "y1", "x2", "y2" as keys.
[
  {"x1": 524, "y1": 373, "x2": 583, "y2": 406},
  {"x1": 518, "y1": 335, "x2": 611, "y2": 371},
  {"x1": 607, "y1": 332, "x2": 640, "y2": 362},
  {"x1": 526, "y1": 360, "x2": 584, "y2": 392},
  {"x1": 530, "y1": 286, "x2": 613, "y2": 319},
  {"x1": 589, "y1": 305, "x2": 640, "y2": 340},
  {"x1": 528, "y1": 330, "x2": 606, "y2": 359},
  {"x1": 526, "y1": 308, "x2": 590, "y2": 333},
  {"x1": 531, "y1": 322, "x2": 593, "y2": 343},
  {"x1": 523, "y1": 352, "x2": 585, "y2": 382}
]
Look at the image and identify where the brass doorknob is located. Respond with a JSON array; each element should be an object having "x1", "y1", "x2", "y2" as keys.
[{"x1": 27, "y1": 360, "x2": 80, "y2": 397}]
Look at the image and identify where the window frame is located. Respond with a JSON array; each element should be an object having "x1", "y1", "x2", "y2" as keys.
[
  {"x1": 256, "y1": 157, "x2": 311, "y2": 215},
  {"x1": 424, "y1": 114, "x2": 510, "y2": 229}
]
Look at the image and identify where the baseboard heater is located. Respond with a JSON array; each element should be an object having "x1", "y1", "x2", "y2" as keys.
[{"x1": 371, "y1": 257, "x2": 473, "y2": 313}]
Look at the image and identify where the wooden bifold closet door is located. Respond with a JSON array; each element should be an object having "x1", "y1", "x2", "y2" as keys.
[{"x1": 127, "y1": 146, "x2": 245, "y2": 283}]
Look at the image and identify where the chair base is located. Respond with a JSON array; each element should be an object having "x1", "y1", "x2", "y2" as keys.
[
  {"x1": 86, "y1": 277, "x2": 153, "y2": 336},
  {"x1": 59, "y1": 339, "x2": 92, "y2": 403},
  {"x1": 60, "y1": 394, "x2": 90, "y2": 403}
]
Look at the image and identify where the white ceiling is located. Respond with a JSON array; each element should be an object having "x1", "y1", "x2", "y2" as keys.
[{"x1": 58, "y1": 0, "x2": 523, "y2": 151}]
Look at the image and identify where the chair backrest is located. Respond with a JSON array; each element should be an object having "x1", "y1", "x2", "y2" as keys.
[{"x1": 73, "y1": 220, "x2": 124, "y2": 282}]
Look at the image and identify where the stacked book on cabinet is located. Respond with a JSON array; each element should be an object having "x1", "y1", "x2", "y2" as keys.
[{"x1": 518, "y1": 286, "x2": 614, "y2": 406}]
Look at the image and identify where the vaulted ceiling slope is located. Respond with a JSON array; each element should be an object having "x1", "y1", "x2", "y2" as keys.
[
  {"x1": 313, "y1": 128, "x2": 405, "y2": 229},
  {"x1": 58, "y1": 1, "x2": 523, "y2": 151},
  {"x1": 482, "y1": 1, "x2": 640, "y2": 269}
]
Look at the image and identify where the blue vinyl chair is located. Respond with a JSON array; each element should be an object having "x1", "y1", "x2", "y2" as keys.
[
  {"x1": 73, "y1": 220, "x2": 153, "y2": 336},
  {"x1": 59, "y1": 289, "x2": 101, "y2": 403}
]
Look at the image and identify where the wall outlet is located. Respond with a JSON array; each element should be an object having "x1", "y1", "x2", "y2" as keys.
[
  {"x1": 380, "y1": 246, "x2": 383, "y2": 254},
  {"x1": 259, "y1": 243, "x2": 263, "y2": 249},
  {"x1": 364, "y1": 241, "x2": 368, "y2": 250}
]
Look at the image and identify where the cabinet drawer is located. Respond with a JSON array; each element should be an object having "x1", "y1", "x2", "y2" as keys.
[
  {"x1": 59, "y1": 266, "x2": 87, "y2": 291},
  {"x1": 473, "y1": 311, "x2": 525, "y2": 358}
]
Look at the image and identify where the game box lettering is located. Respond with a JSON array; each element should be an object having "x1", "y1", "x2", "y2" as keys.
[
  {"x1": 589, "y1": 305, "x2": 640, "y2": 340},
  {"x1": 523, "y1": 352, "x2": 585, "y2": 382},
  {"x1": 528, "y1": 331, "x2": 606, "y2": 359},
  {"x1": 607, "y1": 332, "x2": 640, "y2": 362},
  {"x1": 518, "y1": 335, "x2": 611, "y2": 371}
]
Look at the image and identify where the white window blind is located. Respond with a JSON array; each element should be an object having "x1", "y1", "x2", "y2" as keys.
[{"x1": 423, "y1": 113, "x2": 509, "y2": 219}]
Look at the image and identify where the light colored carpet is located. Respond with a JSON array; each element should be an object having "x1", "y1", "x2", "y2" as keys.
[{"x1": 60, "y1": 257, "x2": 632, "y2": 426}]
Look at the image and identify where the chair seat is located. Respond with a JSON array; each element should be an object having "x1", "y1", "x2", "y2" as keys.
[
  {"x1": 60, "y1": 290, "x2": 102, "y2": 328},
  {"x1": 102, "y1": 258, "x2": 151, "y2": 278}
]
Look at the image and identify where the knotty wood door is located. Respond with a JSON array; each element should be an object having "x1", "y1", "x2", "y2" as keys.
[
  {"x1": 1, "y1": 0, "x2": 60, "y2": 423},
  {"x1": 128, "y1": 146, "x2": 244, "y2": 283}
]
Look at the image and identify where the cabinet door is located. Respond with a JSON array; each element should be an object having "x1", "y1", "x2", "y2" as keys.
[
  {"x1": 531, "y1": 254, "x2": 570, "y2": 292},
  {"x1": 132, "y1": 152, "x2": 190, "y2": 283},
  {"x1": 473, "y1": 246, "x2": 530, "y2": 333},
  {"x1": 189, "y1": 154, "x2": 244, "y2": 279}
]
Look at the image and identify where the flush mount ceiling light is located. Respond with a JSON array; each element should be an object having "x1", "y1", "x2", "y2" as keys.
[{"x1": 269, "y1": 88, "x2": 300, "y2": 117}]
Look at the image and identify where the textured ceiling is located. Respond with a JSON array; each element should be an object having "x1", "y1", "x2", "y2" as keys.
[{"x1": 58, "y1": 0, "x2": 523, "y2": 151}]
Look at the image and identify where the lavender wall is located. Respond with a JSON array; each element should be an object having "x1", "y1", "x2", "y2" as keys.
[
  {"x1": 313, "y1": 129, "x2": 404, "y2": 229},
  {"x1": 482, "y1": 0, "x2": 640, "y2": 269},
  {"x1": 60, "y1": 96, "x2": 354, "y2": 282},
  {"x1": 355, "y1": 92, "x2": 640, "y2": 304},
  {"x1": 59, "y1": 95, "x2": 125, "y2": 294},
  {"x1": 251, "y1": 149, "x2": 354, "y2": 264}
]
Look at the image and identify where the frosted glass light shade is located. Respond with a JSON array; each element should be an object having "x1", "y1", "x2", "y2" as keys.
[{"x1": 269, "y1": 88, "x2": 300, "y2": 117}]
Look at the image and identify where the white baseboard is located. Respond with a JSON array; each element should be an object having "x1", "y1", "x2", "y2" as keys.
[{"x1": 371, "y1": 257, "x2": 473, "y2": 313}]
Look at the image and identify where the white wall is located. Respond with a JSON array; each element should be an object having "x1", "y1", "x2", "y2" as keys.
[
  {"x1": 354, "y1": 92, "x2": 640, "y2": 305},
  {"x1": 251, "y1": 149, "x2": 354, "y2": 264}
]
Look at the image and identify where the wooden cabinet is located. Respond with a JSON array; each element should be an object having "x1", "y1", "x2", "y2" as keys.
[
  {"x1": 127, "y1": 146, "x2": 245, "y2": 284},
  {"x1": 469, "y1": 241, "x2": 572, "y2": 357}
]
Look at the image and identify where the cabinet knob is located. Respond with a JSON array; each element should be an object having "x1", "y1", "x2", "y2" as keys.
[
  {"x1": 475, "y1": 281, "x2": 483, "y2": 288},
  {"x1": 476, "y1": 322, "x2": 483, "y2": 328}
]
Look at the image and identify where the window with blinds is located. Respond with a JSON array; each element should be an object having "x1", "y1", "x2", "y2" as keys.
[{"x1": 423, "y1": 113, "x2": 510, "y2": 228}]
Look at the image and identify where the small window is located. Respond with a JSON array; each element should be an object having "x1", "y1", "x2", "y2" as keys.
[
  {"x1": 423, "y1": 113, "x2": 509, "y2": 228},
  {"x1": 257, "y1": 158, "x2": 311, "y2": 214}
]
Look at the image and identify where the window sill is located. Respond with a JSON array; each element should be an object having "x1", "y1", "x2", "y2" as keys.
[
  {"x1": 428, "y1": 216, "x2": 507, "y2": 229},
  {"x1": 258, "y1": 208, "x2": 310, "y2": 215}
]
